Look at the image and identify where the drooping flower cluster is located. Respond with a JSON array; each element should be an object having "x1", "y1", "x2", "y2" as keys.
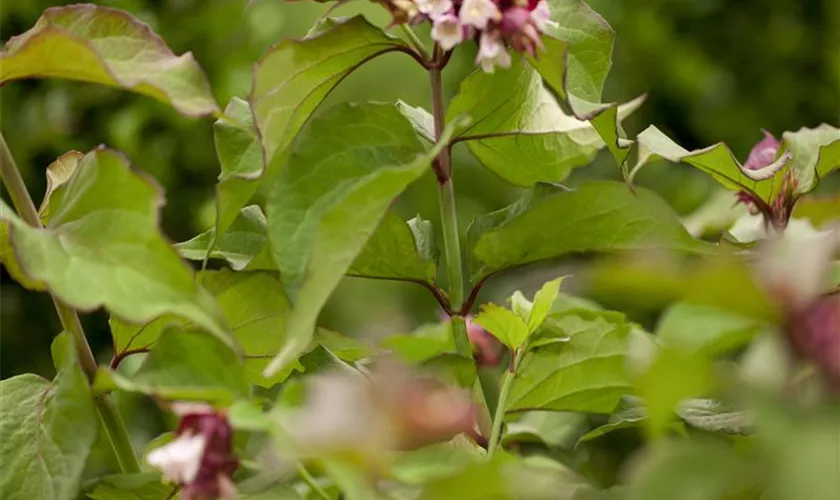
[
  {"x1": 388, "y1": 0, "x2": 555, "y2": 72},
  {"x1": 146, "y1": 403, "x2": 238, "y2": 500}
]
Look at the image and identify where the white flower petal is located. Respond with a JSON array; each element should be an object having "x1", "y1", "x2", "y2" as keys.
[
  {"x1": 476, "y1": 31, "x2": 510, "y2": 73},
  {"x1": 146, "y1": 433, "x2": 207, "y2": 484},
  {"x1": 416, "y1": 0, "x2": 453, "y2": 17},
  {"x1": 459, "y1": 0, "x2": 500, "y2": 29},
  {"x1": 431, "y1": 15, "x2": 464, "y2": 51},
  {"x1": 170, "y1": 401, "x2": 215, "y2": 416}
]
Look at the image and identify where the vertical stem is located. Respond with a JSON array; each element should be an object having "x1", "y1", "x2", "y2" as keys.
[
  {"x1": 429, "y1": 48, "x2": 470, "y2": 357},
  {"x1": 0, "y1": 133, "x2": 141, "y2": 473},
  {"x1": 487, "y1": 349, "x2": 525, "y2": 456}
]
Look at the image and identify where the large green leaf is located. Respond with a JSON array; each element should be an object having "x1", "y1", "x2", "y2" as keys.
[
  {"x1": 468, "y1": 181, "x2": 715, "y2": 279},
  {"x1": 210, "y1": 16, "x2": 411, "y2": 241},
  {"x1": 199, "y1": 270, "x2": 293, "y2": 387},
  {"x1": 86, "y1": 473, "x2": 175, "y2": 500},
  {"x1": 0, "y1": 148, "x2": 228, "y2": 342},
  {"x1": 94, "y1": 328, "x2": 249, "y2": 404},
  {"x1": 263, "y1": 102, "x2": 456, "y2": 376},
  {"x1": 473, "y1": 303, "x2": 530, "y2": 350},
  {"x1": 0, "y1": 4, "x2": 217, "y2": 117},
  {"x1": 447, "y1": 60, "x2": 639, "y2": 186},
  {"x1": 178, "y1": 205, "x2": 438, "y2": 285},
  {"x1": 507, "y1": 309, "x2": 631, "y2": 413},
  {"x1": 0, "y1": 334, "x2": 98, "y2": 500}
]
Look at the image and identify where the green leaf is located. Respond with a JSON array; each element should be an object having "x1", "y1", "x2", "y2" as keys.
[
  {"x1": 629, "y1": 125, "x2": 840, "y2": 202},
  {"x1": 177, "y1": 205, "x2": 275, "y2": 271},
  {"x1": 636, "y1": 348, "x2": 712, "y2": 438},
  {"x1": 199, "y1": 270, "x2": 293, "y2": 387},
  {"x1": 468, "y1": 181, "x2": 715, "y2": 279},
  {"x1": 38, "y1": 151, "x2": 84, "y2": 225},
  {"x1": 348, "y1": 212, "x2": 437, "y2": 283},
  {"x1": 86, "y1": 473, "x2": 175, "y2": 500},
  {"x1": 528, "y1": 277, "x2": 566, "y2": 333},
  {"x1": 677, "y1": 399, "x2": 752, "y2": 435},
  {"x1": 210, "y1": 16, "x2": 411, "y2": 242},
  {"x1": 94, "y1": 327, "x2": 249, "y2": 404},
  {"x1": 473, "y1": 303, "x2": 530, "y2": 350},
  {"x1": 791, "y1": 195, "x2": 840, "y2": 227},
  {"x1": 0, "y1": 5, "x2": 217, "y2": 117},
  {"x1": 577, "y1": 397, "x2": 647, "y2": 443},
  {"x1": 0, "y1": 333, "x2": 98, "y2": 500},
  {"x1": 781, "y1": 123, "x2": 840, "y2": 192},
  {"x1": 655, "y1": 302, "x2": 767, "y2": 355},
  {"x1": 0, "y1": 148, "x2": 228, "y2": 343},
  {"x1": 503, "y1": 411, "x2": 587, "y2": 448},
  {"x1": 508, "y1": 309, "x2": 631, "y2": 413},
  {"x1": 447, "y1": 60, "x2": 638, "y2": 186},
  {"x1": 543, "y1": 0, "x2": 614, "y2": 102},
  {"x1": 262, "y1": 102, "x2": 456, "y2": 376}
]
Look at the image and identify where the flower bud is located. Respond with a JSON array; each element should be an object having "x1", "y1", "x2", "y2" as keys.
[{"x1": 466, "y1": 316, "x2": 504, "y2": 366}]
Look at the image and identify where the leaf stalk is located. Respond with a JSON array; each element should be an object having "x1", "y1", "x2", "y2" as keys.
[{"x1": 0, "y1": 132, "x2": 141, "y2": 473}]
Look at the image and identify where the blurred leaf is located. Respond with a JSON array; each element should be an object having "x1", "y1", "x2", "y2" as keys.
[
  {"x1": 263, "y1": 103, "x2": 456, "y2": 376},
  {"x1": 655, "y1": 302, "x2": 767, "y2": 355},
  {"x1": 473, "y1": 303, "x2": 529, "y2": 350},
  {"x1": 396, "y1": 101, "x2": 436, "y2": 144},
  {"x1": 389, "y1": 437, "x2": 484, "y2": 485},
  {"x1": 782, "y1": 124, "x2": 840, "y2": 192},
  {"x1": 0, "y1": 148, "x2": 229, "y2": 343},
  {"x1": 348, "y1": 211, "x2": 437, "y2": 283},
  {"x1": 0, "y1": 220, "x2": 45, "y2": 291},
  {"x1": 508, "y1": 309, "x2": 631, "y2": 413},
  {"x1": 468, "y1": 181, "x2": 715, "y2": 279},
  {"x1": 791, "y1": 195, "x2": 840, "y2": 227},
  {"x1": 677, "y1": 399, "x2": 752, "y2": 435},
  {"x1": 0, "y1": 4, "x2": 218, "y2": 116},
  {"x1": 94, "y1": 328, "x2": 249, "y2": 404},
  {"x1": 681, "y1": 189, "x2": 746, "y2": 238},
  {"x1": 0, "y1": 333, "x2": 98, "y2": 500},
  {"x1": 756, "y1": 399, "x2": 840, "y2": 500},
  {"x1": 624, "y1": 440, "x2": 755, "y2": 500},
  {"x1": 418, "y1": 454, "x2": 512, "y2": 500},
  {"x1": 86, "y1": 473, "x2": 174, "y2": 500},
  {"x1": 177, "y1": 205, "x2": 275, "y2": 271},
  {"x1": 637, "y1": 348, "x2": 712, "y2": 438},
  {"x1": 447, "y1": 60, "x2": 639, "y2": 186}
]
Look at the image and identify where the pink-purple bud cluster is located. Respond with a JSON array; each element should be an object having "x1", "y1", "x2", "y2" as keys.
[
  {"x1": 389, "y1": 0, "x2": 555, "y2": 72},
  {"x1": 736, "y1": 131, "x2": 797, "y2": 229}
]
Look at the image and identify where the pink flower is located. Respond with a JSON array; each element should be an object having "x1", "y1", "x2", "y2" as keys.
[
  {"x1": 146, "y1": 403, "x2": 238, "y2": 500},
  {"x1": 476, "y1": 31, "x2": 511, "y2": 73},
  {"x1": 466, "y1": 316, "x2": 504, "y2": 366},
  {"x1": 458, "y1": 0, "x2": 501, "y2": 29},
  {"x1": 431, "y1": 14, "x2": 466, "y2": 51},
  {"x1": 743, "y1": 130, "x2": 781, "y2": 171}
]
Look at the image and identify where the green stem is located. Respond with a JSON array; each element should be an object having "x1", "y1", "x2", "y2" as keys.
[
  {"x1": 0, "y1": 132, "x2": 141, "y2": 473},
  {"x1": 400, "y1": 24, "x2": 429, "y2": 61},
  {"x1": 487, "y1": 349, "x2": 525, "y2": 456},
  {"x1": 429, "y1": 50, "x2": 470, "y2": 357},
  {"x1": 297, "y1": 463, "x2": 331, "y2": 500}
]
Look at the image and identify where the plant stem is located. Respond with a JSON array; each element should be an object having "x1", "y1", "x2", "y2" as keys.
[
  {"x1": 0, "y1": 132, "x2": 141, "y2": 473},
  {"x1": 400, "y1": 24, "x2": 429, "y2": 62},
  {"x1": 429, "y1": 49, "x2": 470, "y2": 357},
  {"x1": 487, "y1": 349, "x2": 525, "y2": 456},
  {"x1": 297, "y1": 463, "x2": 331, "y2": 500}
]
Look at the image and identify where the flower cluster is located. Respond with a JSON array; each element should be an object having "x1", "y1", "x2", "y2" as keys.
[
  {"x1": 388, "y1": 0, "x2": 555, "y2": 72},
  {"x1": 285, "y1": 365, "x2": 480, "y2": 463},
  {"x1": 146, "y1": 403, "x2": 238, "y2": 500}
]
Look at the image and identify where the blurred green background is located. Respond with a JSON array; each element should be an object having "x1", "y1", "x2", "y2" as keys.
[{"x1": 2, "y1": 0, "x2": 839, "y2": 382}]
